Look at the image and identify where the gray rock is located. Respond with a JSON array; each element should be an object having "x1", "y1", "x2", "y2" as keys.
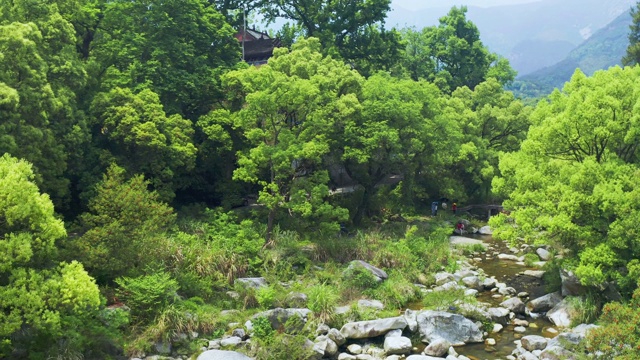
[
  {"x1": 284, "y1": 292, "x2": 308, "y2": 307},
  {"x1": 234, "y1": 277, "x2": 267, "y2": 289},
  {"x1": 449, "y1": 236, "x2": 485, "y2": 247},
  {"x1": 338, "y1": 354, "x2": 356, "y2": 360},
  {"x1": 383, "y1": 336, "x2": 412, "y2": 355},
  {"x1": 572, "y1": 323, "x2": 599, "y2": 336},
  {"x1": 347, "y1": 344, "x2": 363, "y2": 355},
  {"x1": 252, "y1": 308, "x2": 311, "y2": 330},
  {"x1": 454, "y1": 269, "x2": 477, "y2": 280},
  {"x1": 464, "y1": 288, "x2": 479, "y2": 297},
  {"x1": 547, "y1": 299, "x2": 577, "y2": 328},
  {"x1": 498, "y1": 286, "x2": 517, "y2": 296},
  {"x1": 316, "y1": 323, "x2": 330, "y2": 336},
  {"x1": 433, "y1": 281, "x2": 465, "y2": 292},
  {"x1": 536, "y1": 248, "x2": 551, "y2": 261},
  {"x1": 487, "y1": 307, "x2": 510, "y2": 324},
  {"x1": 478, "y1": 226, "x2": 492, "y2": 235},
  {"x1": 514, "y1": 326, "x2": 527, "y2": 333},
  {"x1": 347, "y1": 260, "x2": 388, "y2": 281},
  {"x1": 340, "y1": 316, "x2": 408, "y2": 339},
  {"x1": 500, "y1": 297, "x2": 525, "y2": 314},
  {"x1": 527, "y1": 292, "x2": 563, "y2": 313},
  {"x1": 197, "y1": 350, "x2": 253, "y2": 360},
  {"x1": 521, "y1": 335, "x2": 548, "y2": 351},
  {"x1": 335, "y1": 305, "x2": 351, "y2": 315},
  {"x1": 355, "y1": 355, "x2": 374, "y2": 360},
  {"x1": 424, "y1": 338, "x2": 451, "y2": 357},
  {"x1": 461, "y1": 276, "x2": 483, "y2": 290},
  {"x1": 404, "y1": 309, "x2": 418, "y2": 332},
  {"x1": 328, "y1": 328, "x2": 346, "y2": 346},
  {"x1": 406, "y1": 356, "x2": 444, "y2": 360},
  {"x1": 385, "y1": 329, "x2": 403, "y2": 338},
  {"x1": 524, "y1": 270, "x2": 546, "y2": 278},
  {"x1": 546, "y1": 324, "x2": 599, "y2": 348},
  {"x1": 232, "y1": 328, "x2": 246, "y2": 339},
  {"x1": 358, "y1": 299, "x2": 384, "y2": 311},
  {"x1": 518, "y1": 351, "x2": 539, "y2": 360},
  {"x1": 356, "y1": 354, "x2": 376, "y2": 360},
  {"x1": 482, "y1": 277, "x2": 497, "y2": 289},
  {"x1": 560, "y1": 269, "x2": 586, "y2": 297},
  {"x1": 498, "y1": 254, "x2": 520, "y2": 261},
  {"x1": 539, "y1": 345, "x2": 577, "y2": 360},
  {"x1": 416, "y1": 311, "x2": 483, "y2": 346},
  {"x1": 385, "y1": 355, "x2": 402, "y2": 360},
  {"x1": 434, "y1": 272, "x2": 456, "y2": 286},
  {"x1": 314, "y1": 336, "x2": 338, "y2": 357},
  {"x1": 220, "y1": 336, "x2": 242, "y2": 347}
]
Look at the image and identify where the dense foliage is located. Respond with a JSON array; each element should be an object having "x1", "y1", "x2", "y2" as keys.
[{"x1": 2, "y1": 0, "x2": 640, "y2": 357}]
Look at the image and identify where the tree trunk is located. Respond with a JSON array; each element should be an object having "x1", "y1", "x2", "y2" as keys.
[
  {"x1": 265, "y1": 207, "x2": 276, "y2": 245},
  {"x1": 353, "y1": 187, "x2": 371, "y2": 226}
]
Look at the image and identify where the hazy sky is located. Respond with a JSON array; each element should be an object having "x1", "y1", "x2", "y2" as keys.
[{"x1": 392, "y1": 0, "x2": 543, "y2": 10}]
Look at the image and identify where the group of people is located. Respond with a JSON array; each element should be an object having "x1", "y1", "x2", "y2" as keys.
[
  {"x1": 431, "y1": 200, "x2": 457, "y2": 216},
  {"x1": 431, "y1": 199, "x2": 465, "y2": 234}
]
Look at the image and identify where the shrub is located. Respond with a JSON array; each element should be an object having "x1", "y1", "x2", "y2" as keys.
[
  {"x1": 116, "y1": 270, "x2": 179, "y2": 323},
  {"x1": 307, "y1": 284, "x2": 339, "y2": 323},
  {"x1": 422, "y1": 288, "x2": 469, "y2": 311},
  {"x1": 367, "y1": 271, "x2": 420, "y2": 309},
  {"x1": 256, "y1": 286, "x2": 278, "y2": 309},
  {"x1": 523, "y1": 253, "x2": 539, "y2": 267},
  {"x1": 342, "y1": 265, "x2": 380, "y2": 290},
  {"x1": 582, "y1": 287, "x2": 640, "y2": 358},
  {"x1": 565, "y1": 294, "x2": 600, "y2": 327},
  {"x1": 252, "y1": 317, "x2": 274, "y2": 341}
]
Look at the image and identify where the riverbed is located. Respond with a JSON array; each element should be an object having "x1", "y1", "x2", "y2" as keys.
[{"x1": 455, "y1": 234, "x2": 556, "y2": 360}]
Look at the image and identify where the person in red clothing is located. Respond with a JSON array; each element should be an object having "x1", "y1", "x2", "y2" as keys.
[
  {"x1": 456, "y1": 221, "x2": 465, "y2": 234},
  {"x1": 452, "y1": 202, "x2": 457, "y2": 214}
]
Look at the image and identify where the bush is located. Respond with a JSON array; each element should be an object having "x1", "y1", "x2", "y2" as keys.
[
  {"x1": 523, "y1": 253, "x2": 539, "y2": 267},
  {"x1": 582, "y1": 287, "x2": 640, "y2": 358},
  {"x1": 116, "y1": 270, "x2": 179, "y2": 323},
  {"x1": 256, "y1": 286, "x2": 278, "y2": 309},
  {"x1": 367, "y1": 271, "x2": 420, "y2": 309},
  {"x1": 342, "y1": 265, "x2": 380, "y2": 290},
  {"x1": 565, "y1": 294, "x2": 601, "y2": 327},
  {"x1": 307, "y1": 284, "x2": 339, "y2": 323}
]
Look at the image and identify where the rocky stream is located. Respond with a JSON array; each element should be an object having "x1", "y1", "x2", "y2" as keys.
[{"x1": 135, "y1": 227, "x2": 598, "y2": 360}]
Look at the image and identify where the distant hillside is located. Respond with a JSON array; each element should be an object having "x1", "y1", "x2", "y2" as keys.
[
  {"x1": 508, "y1": 9, "x2": 633, "y2": 99},
  {"x1": 387, "y1": 0, "x2": 635, "y2": 75}
]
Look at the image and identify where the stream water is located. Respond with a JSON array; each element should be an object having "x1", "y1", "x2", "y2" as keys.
[{"x1": 455, "y1": 234, "x2": 556, "y2": 360}]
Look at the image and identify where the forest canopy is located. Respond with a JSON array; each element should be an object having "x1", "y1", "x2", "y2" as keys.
[{"x1": 2, "y1": 0, "x2": 640, "y2": 358}]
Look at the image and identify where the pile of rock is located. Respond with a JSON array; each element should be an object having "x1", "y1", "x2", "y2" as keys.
[{"x1": 509, "y1": 324, "x2": 598, "y2": 360}]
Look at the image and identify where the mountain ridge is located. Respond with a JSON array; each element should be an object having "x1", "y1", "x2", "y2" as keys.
[{"x1": 386, "y1": 0, "x2": 635, "y2": 75}]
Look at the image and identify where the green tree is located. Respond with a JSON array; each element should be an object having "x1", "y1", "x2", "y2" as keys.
[
  {"x1": 0, "y1": 154, "x2": 100, "y2": 357},
  {"x1": 92, "y1": 0, "x2": 240, "y2": 119},
  {"x1": 441, "y1": 78, "x2": 531, "y2": 201},
  {"x1": 340, "y1": 72, "x2": 458, "y2": 221},
  {"x1": 259, "y1": 0, "x2": 403, "y2": 76},
  {"x1": 401, "y1": 7, "x2": 515, "y2": 92},
  {"x1": 90, "y1": 87, "x2": 197, "y2": 201},
  {"x1": 0, "y1": 5, "x2": 91, "y2": 210},
  {"x1": 490, "y1": 67, "x2": 640, "y2": 294},
  {"x1": 67, "y1": 165, "x2": 176, "y2": 283},
  {"x1": 218, "y1": 38, "x2": 355, "y2": 242},
  {"x1": 623, "y1": 1, "x2": 640, "y2": 66}
]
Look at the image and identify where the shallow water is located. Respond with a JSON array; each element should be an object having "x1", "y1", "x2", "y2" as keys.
[{"x1": 455, "y1": 234, "x2": 556, "y2": 359}]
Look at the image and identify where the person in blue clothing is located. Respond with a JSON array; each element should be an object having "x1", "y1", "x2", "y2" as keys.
[{"x1": 431, "y1": 201, "x2": 438, "y2": 217}]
